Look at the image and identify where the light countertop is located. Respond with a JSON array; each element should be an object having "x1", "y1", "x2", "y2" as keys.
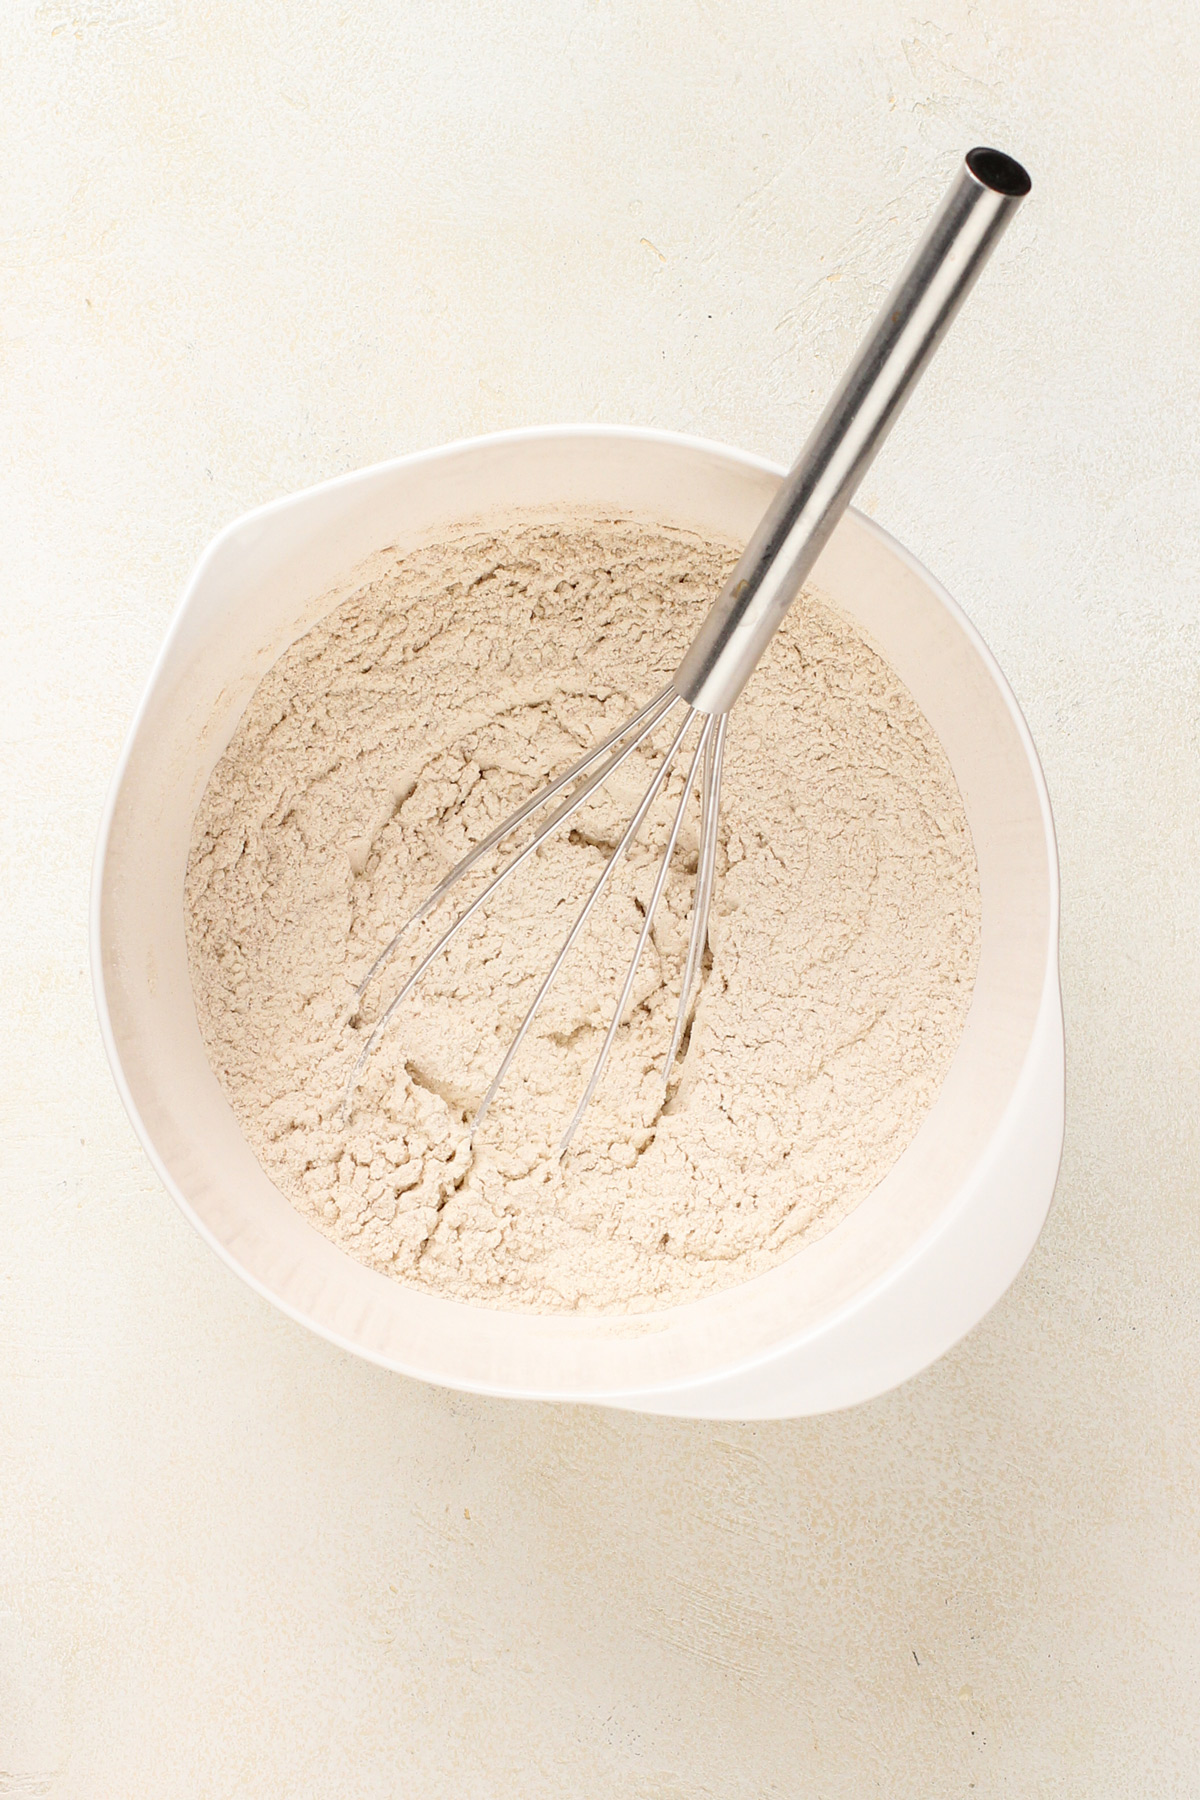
[{"x1": 3, "y1": 3, "x2": 1197, "y2": 1793}]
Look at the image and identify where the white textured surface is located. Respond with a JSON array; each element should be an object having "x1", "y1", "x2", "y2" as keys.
[{"x1": 1, "y1": 2, "x2": 1196, "y2": 1793}]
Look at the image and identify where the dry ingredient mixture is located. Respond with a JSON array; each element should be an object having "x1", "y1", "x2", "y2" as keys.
[{"x1": 185, "y1": 518, "x2": 980, "y2": 1313}]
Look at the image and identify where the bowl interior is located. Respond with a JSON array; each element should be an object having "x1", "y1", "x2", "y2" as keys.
[{"x1": 94, "y1": 429, "x2": 1055, "y2": 1400}]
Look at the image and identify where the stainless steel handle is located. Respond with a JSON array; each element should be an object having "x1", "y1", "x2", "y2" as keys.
[{"x1": 673, "y1": 147, "x2": 1031, "y2": 715}]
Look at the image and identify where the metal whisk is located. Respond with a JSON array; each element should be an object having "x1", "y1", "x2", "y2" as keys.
[{"x1": 345, "y1": 148, "x2": 1031, "y2": 1151}]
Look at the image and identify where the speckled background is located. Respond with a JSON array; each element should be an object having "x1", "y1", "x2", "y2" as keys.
[{"x1": 2, "y1": 3, "x2": 1197, "y2": 1794}]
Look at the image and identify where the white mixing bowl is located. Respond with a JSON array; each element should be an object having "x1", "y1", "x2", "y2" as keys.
[{"x1": 91, "y1": 427, "x2": 1063, "y2": 1419}]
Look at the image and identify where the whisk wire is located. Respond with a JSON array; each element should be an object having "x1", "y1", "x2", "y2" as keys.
[
  {"x1": 662, "y1": 709, "x2": 727, "y2": 1082},
  {"x1": 557, "y1": 712, "x2": 715, "y2": 1157},
  {"x1": 470, "y1": 705, "x2": 700, "y2": 1138},
  {"x1": 342, "y1": 687, "x2": 684, "y2": 1117},
  {"x1": 353, "y1": 682, "x2": 677, "y2": 1002}
]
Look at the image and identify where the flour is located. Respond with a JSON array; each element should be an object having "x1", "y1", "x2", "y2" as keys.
[{"x1": 185, "y1": 518, "x2": 980, "y2": 1313}]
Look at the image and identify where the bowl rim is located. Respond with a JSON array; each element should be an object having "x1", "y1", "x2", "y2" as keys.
[{"x1": 90, "y1": 423, "x2": 1061, "y2": 1402}]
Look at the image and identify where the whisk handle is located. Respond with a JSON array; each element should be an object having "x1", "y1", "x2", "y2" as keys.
[{"x1": 673, "y1": 148, "x2": 1031, "y2": 716}]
